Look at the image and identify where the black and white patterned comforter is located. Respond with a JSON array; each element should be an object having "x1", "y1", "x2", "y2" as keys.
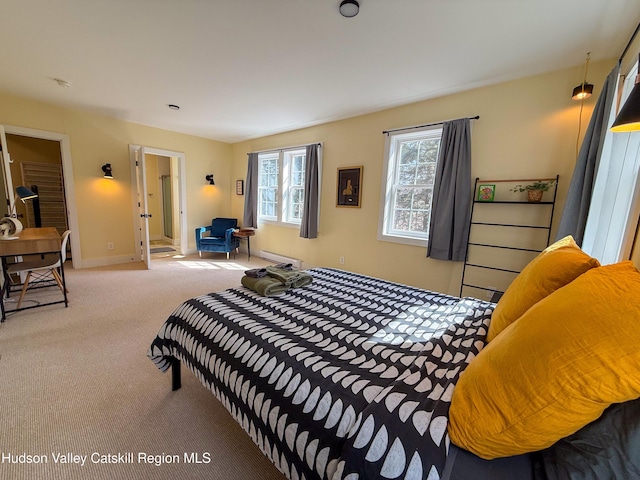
[{"x1": 147, "y1": 268, "x2": 492, "y2": 480}]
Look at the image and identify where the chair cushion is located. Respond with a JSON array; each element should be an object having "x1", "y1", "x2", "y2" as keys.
[
  {"x1": 448, "y1": 261, "x2": 640, "y2": 459},
  {"x1": 199, "y1": 238, "x2": 226, "y2": 246},
  {"x1": 211, "y1": 218, "x2": 237, "y2": 237},
  {"x1": 486, "y1": 235, "x2": 599, "y2": 342}
]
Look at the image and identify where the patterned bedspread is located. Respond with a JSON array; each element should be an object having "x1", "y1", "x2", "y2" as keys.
[{"x1": 147, "y1": 268, "x2": 493, "y2": 480}]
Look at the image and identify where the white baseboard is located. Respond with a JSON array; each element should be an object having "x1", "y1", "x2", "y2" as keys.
[
  {"x1": 258, "y1": 250, "x2": 303, "y2": 269},
  {"x1": 80, "y1": 254, "x2": 138, "y2": 269}
]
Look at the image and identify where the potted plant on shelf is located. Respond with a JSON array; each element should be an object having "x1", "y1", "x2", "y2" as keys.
[{"x1": 509, "y1": 180, "x2": 556, "y2": 203}]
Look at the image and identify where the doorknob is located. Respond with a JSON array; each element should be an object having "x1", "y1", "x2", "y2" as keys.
[{"x1": 140, "y1": 213, "x2": 152, "y2": 218}]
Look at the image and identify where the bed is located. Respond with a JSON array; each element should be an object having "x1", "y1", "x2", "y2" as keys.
[
  {"x1": 148, "y1": 251, "x2": 640, "y2": 480},
  {"x1": 148, "y1": 267, "x2": 516, "y2": 479}
]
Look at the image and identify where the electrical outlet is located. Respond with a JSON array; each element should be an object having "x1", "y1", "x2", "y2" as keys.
[
  {"x1": 339, "y1": 256, "x2": 345, "y2": 265},
  {"x1": 107, "y1": 242, "x2": 114, "y2": 250}
]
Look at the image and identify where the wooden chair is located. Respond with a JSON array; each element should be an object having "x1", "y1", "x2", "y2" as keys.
[{"x1": 6, "y1": 230, "x2": 71, "y2": 308}]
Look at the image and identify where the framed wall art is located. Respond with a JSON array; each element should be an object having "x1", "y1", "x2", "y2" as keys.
[
  {"x1": 477, "y1": 184, "x2": 495, "y2": 202},
  {"x1": 236, "y1": 179, "x2": 244, "y2": 195},
  {"x1": 337, "y1": 166, "x2": 363, "y2": 208}
]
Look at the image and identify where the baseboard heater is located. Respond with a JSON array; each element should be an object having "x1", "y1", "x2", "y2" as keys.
[{"x1": 259, "y1": 251, "x2": 302, "y2": 269}]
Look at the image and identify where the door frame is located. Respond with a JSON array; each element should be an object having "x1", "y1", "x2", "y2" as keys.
[
  {"x1": 129, "y1": 145, "x2": 187, "y2": 268},
  {"x1": 1, "y1": 125, "x2": 81, "y2": 269}
]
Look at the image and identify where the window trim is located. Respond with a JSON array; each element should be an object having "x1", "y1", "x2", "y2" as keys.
[
  {"x1": 377, "y1": 125, "x2": 442, "y2": 247},
  {"x1": 257, "y1": 147, "x2": 307, "y2": 227}
]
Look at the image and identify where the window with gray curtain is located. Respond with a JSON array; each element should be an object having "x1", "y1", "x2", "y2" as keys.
[
  {"x1": 426, "y1": 118, "x2": 473, "y2": 261},
  {"x1": 243, "y1": 153, "x2": 259, "y2": 228},
  {"x1": 300, "y1": 143, "x2": 320, "y2": 238},
  {"x1": 555, "y1": 65, "x2": 619, "y2": 246},
  {"x1": 244, "y1": 144, "x2": 321, "y2": 236},
  {"x1": 378, "y1": 126, "x2": 443, "y2": 247}
]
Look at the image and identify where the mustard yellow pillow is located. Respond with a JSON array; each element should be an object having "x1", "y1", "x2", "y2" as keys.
[
  {"x1": 486, "y1": 235, "x2": 599, "y2": 342},
  {"x1": 448, "y1": 261, "x2": 640, "y2": 459}
]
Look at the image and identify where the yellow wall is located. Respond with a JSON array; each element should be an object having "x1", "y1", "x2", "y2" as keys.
[
  {"x1": 0, "y1": 58, "x2": 617, "y2": 285},
  {"x1": 231, "y1": 59, "x2": 616, "y2": 295},
  {"x1": 0, "y1": 93, "x2": 232, "y2": 266}
]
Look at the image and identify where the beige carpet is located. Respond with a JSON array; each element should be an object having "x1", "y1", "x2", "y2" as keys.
[{"x1": 0, "y1": 253, "x2": 287, "y2": 480}]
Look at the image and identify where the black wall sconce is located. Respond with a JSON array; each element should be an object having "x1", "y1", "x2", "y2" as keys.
[
  {"x1": 205, "y1": 174, "x2": 215, "y2": 185},
  {"x1": 102, "y1": 163, "x2": 113, "y2": 179}
]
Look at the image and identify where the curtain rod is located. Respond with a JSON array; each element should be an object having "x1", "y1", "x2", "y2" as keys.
[
  {"x1": 619, "y1": 21, "x2": 640, "y2": 64},
  {"x1": 247, "y1": 142, "x2": 322, "y2": 155},
  {"x1": 382, "y1": 115, "x2": 480, "y2": 135}
]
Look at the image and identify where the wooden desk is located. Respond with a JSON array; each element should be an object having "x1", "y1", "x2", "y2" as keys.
[{"x1": 0, "y1": 227, "x2": 67, "y2": 321}]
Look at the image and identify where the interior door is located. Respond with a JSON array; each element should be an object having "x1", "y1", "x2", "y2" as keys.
[
  {"x1": 0, "y1": 126, "x2": 16, "y2": 217},
  {"x1": 130, "y1": 145, "x2": 151, "y2": 268}
]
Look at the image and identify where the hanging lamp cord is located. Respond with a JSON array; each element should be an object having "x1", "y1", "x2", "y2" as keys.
[{"x1": 576, "y1": 52, "x2": 591, "y2": 159}]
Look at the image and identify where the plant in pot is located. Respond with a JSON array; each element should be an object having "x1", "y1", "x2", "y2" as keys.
[{"x1": 509, "y1": 180, "x2": 556, "y2": 202}]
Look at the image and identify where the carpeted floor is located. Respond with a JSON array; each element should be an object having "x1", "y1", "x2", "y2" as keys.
[{"x1": 0, "y1": 253, "x2": 287, "y2": 480}]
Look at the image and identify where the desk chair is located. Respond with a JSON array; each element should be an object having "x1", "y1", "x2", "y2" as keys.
[{"x1": 6, "y1": 230, "x2": 71, "y2": 308}]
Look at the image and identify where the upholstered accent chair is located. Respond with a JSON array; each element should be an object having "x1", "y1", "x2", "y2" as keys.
[{"x1": 195, "y1": 218, "x2": 240, "y2": 259}]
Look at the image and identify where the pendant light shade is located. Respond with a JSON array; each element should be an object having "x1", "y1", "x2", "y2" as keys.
[
  {"x1": 572, "y1": 53, "x2": 593, "y2": 101},
  {"x1": 611, "y1": 56, "x2": 640, "y2": 132},
  {"x1": 572, "y1": 82, "x2": 594, "y2": 100}
]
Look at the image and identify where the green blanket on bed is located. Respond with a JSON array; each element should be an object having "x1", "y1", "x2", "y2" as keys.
[
  {"x1": 265, "y1": 266, "x2": 313, "y2": 288},
  {"x1": 241, "y1": 267, "x2": 313, "y2": 296}
]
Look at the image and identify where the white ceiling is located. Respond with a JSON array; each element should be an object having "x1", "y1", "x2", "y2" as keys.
[{"x1": 1, "y1": 0, "x2": 639, "y2": 143}]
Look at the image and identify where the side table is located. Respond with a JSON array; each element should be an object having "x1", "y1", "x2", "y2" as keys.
[{"x1": 233, "y1": 229, "x2": 256, "y2": 259}]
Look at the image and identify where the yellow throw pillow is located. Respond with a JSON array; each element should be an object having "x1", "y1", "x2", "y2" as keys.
[
  {"x1": 486, "y1": 235, "x2": 599, "y2": 342},
  {"x1": 448, "y1": 261, "x2": 640, "y2": 459}
]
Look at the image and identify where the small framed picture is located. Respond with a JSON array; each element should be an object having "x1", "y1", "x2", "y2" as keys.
[
  {"x1": 337, "y1": 166, "x2": 363, "y2": 208},
  {"x1": 236, "y1": 179, "x2": 244, "y2": 195},
  {"x1": 477, "y1": 184, "x2": 495, "y2": 202}
]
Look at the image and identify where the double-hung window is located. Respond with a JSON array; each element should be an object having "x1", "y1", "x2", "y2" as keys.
[
  {"x1": 258, "y1": 148, "x2": 306, "y2": 226},
  {"x1": 378, "y1": 126, "x2": 442, "y2": 246}
]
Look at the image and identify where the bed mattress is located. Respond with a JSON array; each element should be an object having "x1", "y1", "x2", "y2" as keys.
[{"x1": 148, "y1": 267, "x2": 496, "y2": 480}]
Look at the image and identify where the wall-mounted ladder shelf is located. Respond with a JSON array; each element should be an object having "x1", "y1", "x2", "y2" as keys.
[{"x1": 460, "y1": 175, "x2": 559, "y2": 300}]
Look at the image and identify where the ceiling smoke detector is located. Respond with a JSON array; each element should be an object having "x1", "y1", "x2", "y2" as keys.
[
  {"x1": 339, "y1": 0, "x2": 359, "y2": 18},
  {"x1": 54, "y1": 78, "x2": 71, "y2": 88}
]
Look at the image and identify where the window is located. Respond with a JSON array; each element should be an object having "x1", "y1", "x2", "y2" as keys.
[
  {"x1": 582, "y1": 60, "x2": 640, "y2": 265},
  {"x1": 378, "y1": 126, "x2": 442, "y2": 246},
  {"x1": 258, "y1": 148, "x2": 306, "y2": 225}
]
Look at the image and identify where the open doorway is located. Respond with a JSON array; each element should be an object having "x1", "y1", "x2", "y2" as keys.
[
  {"x1": 145, "y1": 153, "x2": 181, "y2": 255},
  {"x1": 0, "y1": 125, "x2": 81, "y2": 268},
  {"x1": 129, "y1": 145, "x2": 186, "y2": 269}
]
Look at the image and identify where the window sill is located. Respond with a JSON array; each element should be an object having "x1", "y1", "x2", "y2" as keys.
[
  {"x1": 258, "y1": 218, "x2": 301, "y2": 229},
  {"x1": 377, "y1": 232, "x2": 427, "y2": 248}
]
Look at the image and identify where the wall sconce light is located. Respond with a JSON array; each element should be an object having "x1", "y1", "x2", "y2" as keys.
[
  {"x1": 611, "y1": 53, "x2": 640, "y2": 132},
  {"x1": 572, "y1": 53, "x2": 593, "y2": 101},
  {"x1": 206, "y1": 174, "x2": 215, "y2": 185},
  {"x1": 102, "y1": 163, "x2": 113, "y2": 179}
]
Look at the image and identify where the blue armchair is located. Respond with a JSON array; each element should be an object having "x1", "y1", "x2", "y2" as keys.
[{"x1": 195, "y1": 218, "x2": 240, "y2": 259}]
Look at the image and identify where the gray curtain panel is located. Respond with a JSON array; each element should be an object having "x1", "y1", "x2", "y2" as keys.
[
  {"x1": 243, "y1": 153, "x2": 259, "y2": 228},
  {"x1": 427, "y1": 118, "x2": 472, "y2": 261},
  {"x1": 555, "y1": 65, "x2": 620, "y2": 245},
  {"x1": 300, "y1": 144, "x2": 320, "y2": 239}
]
